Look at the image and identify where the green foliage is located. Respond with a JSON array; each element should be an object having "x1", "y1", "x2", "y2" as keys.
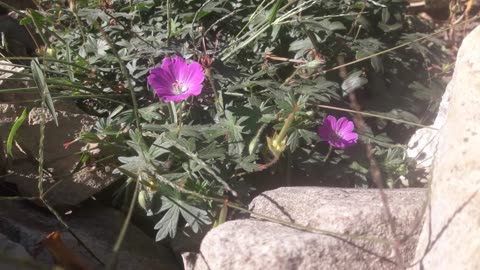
[{"x1": 12, "y1": 0, "x2": 448, "y2": 240}]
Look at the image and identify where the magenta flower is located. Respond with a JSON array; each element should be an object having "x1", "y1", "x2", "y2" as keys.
[
  {"x1": 147, "y1": 56, "x2": 205, "y2": 103},
  {"x1": 318, "y1": 115, "x2": 358, "y2": 148}
]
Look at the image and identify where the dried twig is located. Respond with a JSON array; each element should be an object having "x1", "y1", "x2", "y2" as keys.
[{"x1": 336, "y1": 55, "x2": 405, "y2": 270}]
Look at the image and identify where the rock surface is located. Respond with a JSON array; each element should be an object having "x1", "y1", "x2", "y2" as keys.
[
  {"x1": 191, "y1": 187, "x2": 426, "y2": 270},
  {"x1": 0, "y1": 200, "x2": 181, "y2": 270},
  {"x1": 0, "y1": 83, "x2": 118, "y2": 207},
  {"x1": 411, "y1": 26, "x2": 480, "y2": 270},
  {"x1": 406, "y1": 82, "x2": 451, "y2": 170},
  {"x1": 0, "y1": 61, "x2": 32, "y2": 102},
  {"x1": 0, "y1": 12, "x2": 40, "y2": 57},
  {"x1": 0, "y1": 233, "x2": 33, "y2": 270}
]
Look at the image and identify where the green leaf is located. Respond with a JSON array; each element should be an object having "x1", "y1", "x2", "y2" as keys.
[
  {"x1": 86, "y1": 35, "x2": 109, "y2": 57},
  {"x1": 154, "y1": 200, "x2": 180, "y2": 241},
  {"x1": 153, "y1": 196, "x2": 211, "y2": 241},
  {"x1": 7, "y1": 108, "x2": 28, "y2": 158},
  {"x1": 370, "y1": 56, "x2": 384, "y2": 73},
  {"x1": 341, "y1": 70, "x2": 368, "y2": 95},
  {"x1": 31, "y1": 58, "x2": 58, "y2": 126},
  {"x1": 378, "y1": 22, "x2": 402, "y2": 32},
  {"x1": 65, "y1": 46, "x2": 75, "y2": 82},
  {"x1": 316, "y1": 19, "x2": 346, "y2": 32}
]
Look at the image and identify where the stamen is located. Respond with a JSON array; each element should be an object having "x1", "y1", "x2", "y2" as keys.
[{"x1": 172, "y1": 81, "x2": 187, "y2": 95}]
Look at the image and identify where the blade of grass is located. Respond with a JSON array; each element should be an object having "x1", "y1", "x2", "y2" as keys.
[
  {"x1": 6, "y1": 107, "x2": 27, "y2": 158},
  {"x1": 31, "y1": 58, "x2": 58, "y2": 126}
]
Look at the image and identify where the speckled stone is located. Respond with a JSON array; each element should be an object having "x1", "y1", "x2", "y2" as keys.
[
  {"x1": 411, "y1": 25, "x2": 480, "y2": 270},
  {"x1": 190, "y1": 187, "x2": 426, "y2": 270}
]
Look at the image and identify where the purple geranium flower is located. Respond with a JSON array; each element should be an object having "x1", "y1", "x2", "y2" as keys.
[
  {"x1": 318, "y1": 115, "x2": 358, "y2": 148},
  {"x1": 147, "y1": 56, "x2": 205, "y2": 103}
]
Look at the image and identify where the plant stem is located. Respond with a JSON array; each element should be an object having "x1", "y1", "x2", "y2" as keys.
[
  {"x1": 168, "y1": 101, "x2": 178, "y2": 125},
  {"x1": 106, "y1": 177, "x2": 140, "y2": 270},
  {"x1": 323, "y1": 145, "x2": 333, "y2": 162},
  {"x1": 166, "y1": 0, "x2": 171, "y2": 43}
]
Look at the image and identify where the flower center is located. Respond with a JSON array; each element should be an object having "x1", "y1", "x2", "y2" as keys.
[
  {"x1": 329, "y1": 131, "x2": 343, "y2": 142},
  {"x1": 172, "y1": 81, "x2": 188, "y2": 95}
]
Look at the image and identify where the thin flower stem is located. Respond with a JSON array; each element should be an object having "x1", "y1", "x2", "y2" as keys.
[
  {"x1": 33, "y1": 56, "x2": 104, "y2": 266},
  {"x1": 168, "y1": 101, "x2": 178, "y2": 125},
  {"x1": 178, "y1": 101, "x2": 185, "y2": 127},
  {"x1": 281, "y1": 68, "x2": 299, "y2": 87},
  {"x1": 106, "y1": 177, "x2": 140, "y2": 270},
  {"x1": 166, "y1": 0, "x2": 172, "y2": 43},
  {"x1": 0, "y1": 68, "x2": 33, "y2": 77},
  {"x1": 323, "y1": 145, "x2": 333, "y2": 162},
  {"x1": 74, "y1": 12, "x2": 87, "y2": 44},
  {"x1": 175, "y1": 101, "x2": 185, "y2": 137},
  {"x1": 276, "y1": 104, "x2": 298, "y2": 143},
  {"x1": 314, "y1": 104, "x2": 437, "y2": 130},
  {"x1": 0, "y1": 57, "x2": 91, "y2": 72}
]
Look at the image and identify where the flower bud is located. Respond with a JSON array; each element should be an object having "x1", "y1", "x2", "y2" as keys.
[
  {"x1": 303, "y1": 59, "x2": 325, "y2": 69},
  {"x1": 267, "y1": 134, "x2": 287, "y2": 159}
]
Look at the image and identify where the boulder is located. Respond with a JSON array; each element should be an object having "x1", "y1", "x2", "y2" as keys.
[
  {"x1": 406, "y1": 78, "x2": 451, "y2": 177},
  {"x1": 191, "y1": 187, "x2": 426, "y2": 270},
  {"x1": 0, "y1": 200, "x2": 181, "y2": 270},
  {"x1": 411, "y1": 26, "x2": 480, "y2": 269}
]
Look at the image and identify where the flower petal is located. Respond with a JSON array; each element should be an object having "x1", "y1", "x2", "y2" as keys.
[
  {"x1": 342, "y1": 132, "x2": 358, "y2": 144},
  {"x1": 147, "y1": 68, "x2": 175, "y2": 93},
  {"x1": 317, "y1": 126, "x2": 332, "y2": 141},
  {"x1": 330, "y1": 140, "x2": 345, "y2": 148},
  {"x1": 161, "y1": 56, "x2": 187, "y2": 80},
  {"x1": 335, "y1": 117, "x2": 349, "y2": 132},
  {"x1": 339, "y1": 120, "x2": 354, "y2": 134},
  {"x1": 180, "y1": 61, "x2": 204, "y2": 86},
  {"x1": 323, "y1": 115, "x2": 337, "y2": 130}
]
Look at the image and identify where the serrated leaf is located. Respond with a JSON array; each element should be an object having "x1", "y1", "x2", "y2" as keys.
[
  {"x1": 341, "y1": 70, "x2": 368, "y2": 95},
  {"x1": 154, "y1": 203, "x2": 180, "y2": 241},
  {"x1": 198, "y1": 142, "x2": 225, "y2": 160}
]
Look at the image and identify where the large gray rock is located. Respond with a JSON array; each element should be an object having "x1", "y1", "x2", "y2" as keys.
[
  {"x1": 406, "y1": 82, "x2": 451, "y2": 171},
  {"x1": 0, "y1": 200, "x2": 181, "y2": 270},
  {"x1": 411, "y1": 26, "x2": 480, "y2": 270},
  {"x1": 191, "y1": 187, "x2": 426, "y2": 270}
]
